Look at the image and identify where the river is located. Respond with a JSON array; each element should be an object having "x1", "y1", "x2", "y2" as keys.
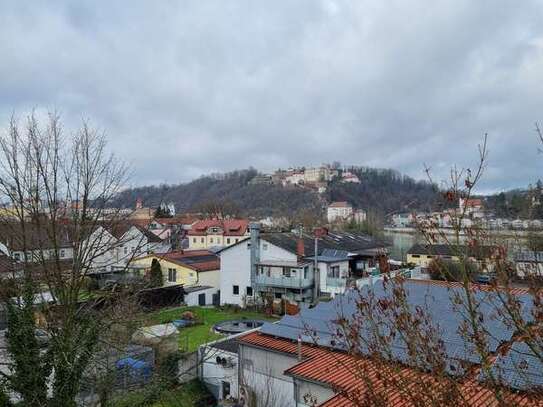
[{"x1": 383, "y1": 229, "x2": 533, "y2": 262}]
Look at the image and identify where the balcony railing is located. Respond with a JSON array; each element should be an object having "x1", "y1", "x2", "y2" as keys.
[
  {"x1": 255, "y1": 275, "x2": 314, "y2": 289},
  {"x1": 326, "y1": 277, "x2": 347, "y2": 288}
]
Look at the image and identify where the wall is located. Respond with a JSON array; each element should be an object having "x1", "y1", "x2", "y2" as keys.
[
  {"x1": 130, "y1": 256, "x2": 199, "y2": 286},
  {"x1": 189, "y1": 234, "x2": 248, "y2": 250},
  {"x1": 219, "y1": 241, "x2": 252, "y2": 306},
  {"x1": 200, "y1": 346, "x2": 238, "y2": 401},
  {"x1": 239, "y1": 344, "x2": 298, "y2": 407},
  {"x1": 295, "y1": 378, "x2": 335, "y2": 407},
  {"x1": 197, "y1": 269, "x2": 220, "y2": 289},
  {"x1": 185, "y1": 287, "x2": 217, "y2": 306},
  {"x1": 319, "y1": 260, "x2": 349, "y2": 296},
  {"x1": 220, "y1": 239, "x2": 299, "y2": 306}
]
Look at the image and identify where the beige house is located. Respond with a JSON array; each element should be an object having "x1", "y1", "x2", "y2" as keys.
[{"x1": 188, "y1": 219, "x2": 249, "y2": 249}]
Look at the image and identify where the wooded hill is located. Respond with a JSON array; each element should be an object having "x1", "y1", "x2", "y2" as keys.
[{"x1": 112, "y1": 167, "x2": 441, "y2": 220}]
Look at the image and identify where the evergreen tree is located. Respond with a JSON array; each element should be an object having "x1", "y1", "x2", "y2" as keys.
[{"x1": 149, "y1": 258, "x2": 163, "y2": 287}]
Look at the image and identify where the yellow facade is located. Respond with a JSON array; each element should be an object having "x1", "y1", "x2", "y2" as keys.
[
  {"x1": 407, "y1": 253, "x2": 459, "y2": 268},
  {"x1": 188, "y1": 234, "x2": 248, "y2": 250},
  {"x1": 130, "y1": 255, "x2": 199, "y2": 286}
]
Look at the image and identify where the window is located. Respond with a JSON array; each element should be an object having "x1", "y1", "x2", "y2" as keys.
[
  {"x1": 124, "y1": 247, "x2": 128, "y2": 255},
  {"x1": 411, "y1": 254, "x2": 420, "y2": 258},
  {"x1": 192, "y1": 238, "x2": 197, "y2": 243},
  {"x1": 282, "y1": 268, "x2": 291, "y2": 278},
  {"x1": 13, "y1": 253, "x2": 20, "y2": 261},
  {"x1": 226, "y1": 238, "x2": 231, "y2": 244},
  {"x1": 246, "y1": 286, "x2": 253, "y2": 296},
  {"x1": 263, "y1": 243, "x2": 268, "y2": 250},
  {"x1": 189, "y1": 272, "x2": 194, "y2": 277},
  {"x1": 168, "y1": 268, "x2": 176, "y2": 282},
  {"x1": 329, "y1": 265, "x2": 340, "y2": 278},
  {"x1": 235, "y1": 239, "x2": 239, "y2": 243},
  {"x1": 201, "y1": 237, "x2": 204, "y2": 243},
  {"x1": 210, "y1": 238, "x2": 214, "y2": 244},
  {"x1": 274, "y1": 292, "x2": 282, "y2": 299},
  {"x1": 60, "y1": 249, "x2": 66, "y2": 258},
  {"x1": 304, "y1": 266, "x2": 308, "y2": 279},
  {"x1": 233, "y1": 285, "x2": 239, "y2": 295}
]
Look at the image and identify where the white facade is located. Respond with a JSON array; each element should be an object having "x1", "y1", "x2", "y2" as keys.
[
  {"x1": 239, "y1": 344, "x2": 297, "y2": 407},
  {"x1": 318, "y1": 260, "x2": 350, "y2": 297},
  {"x1": 327, "y1": 203, "x2": 353, "y2": 223},
  {"x1": 219, "y1": 239, "x2": 298, "y2": 306},
  {"x1": 184, "y1": 286, "x2": 217, "y2": 306},
  {"x1": 284, "y1": 172, "x2": 304, "y2": 185}
]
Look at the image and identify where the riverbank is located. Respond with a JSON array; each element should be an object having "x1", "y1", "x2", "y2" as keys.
[{"x1": 384, "y1": 226, "x2": 541, "y2": 239}]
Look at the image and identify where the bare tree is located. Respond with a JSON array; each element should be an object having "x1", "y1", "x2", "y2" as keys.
[
  {"x1": 300, "y1": 133, "x2": 543, "y2": 406},
  {"x1": 0, "y1": 112, "x2": 155, "y2": 406}
]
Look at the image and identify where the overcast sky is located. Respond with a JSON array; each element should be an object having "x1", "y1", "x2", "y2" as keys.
[{"x1": 1, "y1": 1, "x2": 542, "y2": 193}]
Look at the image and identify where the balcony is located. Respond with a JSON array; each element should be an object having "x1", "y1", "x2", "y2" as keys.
[
  {"x1": 326, "y1": 277, "x2": 347, "y2": 289},
  {"x1": 255, "y1": 275, "x2": 314, "y2": 289}
]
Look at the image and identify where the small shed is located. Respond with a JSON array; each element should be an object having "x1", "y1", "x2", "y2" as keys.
[
  {"x1": 132, "y1": 323, "x2": 179, "y2": 361},
  {"x1": 183, "y1": 285, "x2": 218, "y2": 306}
]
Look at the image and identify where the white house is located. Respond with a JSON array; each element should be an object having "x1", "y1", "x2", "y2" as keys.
[
  {"x1": 327, "y1": 202, "x2": 353, "y2": 223},
  {"x1": 200, "y1": 336, "x2": 241, "y2": 402},
  {"x1": 218, "y1": 232, "x2": 313, "y2": 307},
  {"x1": 219, "y1": 225, "x2": 386, "y2": 307}
]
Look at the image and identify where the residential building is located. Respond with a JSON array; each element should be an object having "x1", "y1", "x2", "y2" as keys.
[
  {"x1": 406, "y1": 243, "x2": 496, "y2": 269},
  {"x1": 235, "y1": 280, "x2": 543, "y2": 407},
  {"x1": 327, "y1": 202, "x2": 353, "y2": 223},
  {"x1": 249, "y1": 174, "x2": 273, "y2": 185},
  {"x1": 218, "y1": 225, "x2": 387, "y2": 306},
  {"x1": 391, "y1": 213, "x2": 414, "y2": 227},
  {"x1": 0, "y1": 223, "x2": 74, "y2": 263},
  {"x1": 303, "y1": 165, "x2": 337, "y2": 184},
  {"x1": 129, "y1": 249, "x2": 220, "y2": 293},
  {"x1": 459, "y1": 198, "x2": 484, "y2": 214},
  {"x1": 341, "y1": 171, "x2": 360, "y2": 183},
  {"x1": 199, "y1": 336, "x2": 241, "y2": 402},
  {"x1": 284, "y1": 170, "x2": 304, "y2": 186},
  {"x1": 515, "y1": 251, "x2": 543, "y2": 278},
  {"x1": 188, "y1": 219, "x2": 249, "y2": 249}
]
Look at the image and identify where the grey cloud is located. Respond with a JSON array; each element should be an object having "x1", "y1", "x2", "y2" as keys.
[{"x1": 1, "y1": 0, "x2": 542, "y2": 192}]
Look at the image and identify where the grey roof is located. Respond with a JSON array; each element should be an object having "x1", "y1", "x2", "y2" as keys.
[
  {"x1": 407, "y1": 243, "x2": 496, "y2": 259},
  {"x1": 259, "y1": 280, "x2": 539, "y2": 390},
  {"x1": 261, "y1": 231, "x2": 386, "y2": 257},
  {"x1": 307, "y1": 248, "x2": 350, "y2": 263},
  {"x1": 210, "y1": 337, "x2": 240, "y2": 354},
  {"x1": 183, "y1": 285, "x2": 213, "y2": 293},
  {"x1": 515, "y1": 251, "x2": 543, "y2": 263}
]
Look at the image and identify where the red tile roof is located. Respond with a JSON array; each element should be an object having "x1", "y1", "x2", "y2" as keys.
[
  {"x1": 137, "y1": 250, "x2": 220, "y2": 272},
  {"x1": 188, "y1": 219, "x2": 249, "y2": 236},
  {"x1": 238, "y1": 331, "x2": 543, "y2": 407}
]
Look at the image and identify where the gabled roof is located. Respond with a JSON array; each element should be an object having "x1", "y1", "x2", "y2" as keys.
[
  {"x1": 262, "y1": 231, "x2": 386, "y2": 257},
  {"x1": 188, "y1": 219, "x2": 249, "y2": 236},
  {"x1": 217, "y1": 232, "x2": 386, "y2": 257},
  {"x1": 138, "y1": 250, "x2": 219, "y2": 272},
  {"x1": 248, "y1": 278, "x2": 541, "y2": 394},
  {"x1": 328, "y1": 201, "x2": 351, "y2": 208},
  {"x1": 0, "y1": 222, "x2": 72, "y2": 251}
]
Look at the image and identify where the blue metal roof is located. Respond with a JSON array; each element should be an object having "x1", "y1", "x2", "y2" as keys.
[{"x1": 259, "y1": 280, "x2": 540, "y2": 390}]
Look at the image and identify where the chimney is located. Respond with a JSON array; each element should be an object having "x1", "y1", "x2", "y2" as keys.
[
  {"x1": 297, "y1": 336, "x2": 302, "y2": 361},
  {"x1": 296, "y1": 238, "x2": 305, "y2": 259},
  {"x1": 296, "y1": 225, "x2": 305, "y2": 260},
  {"x1": 249, "y1": 222, "x2": 260, "y2": 290}
]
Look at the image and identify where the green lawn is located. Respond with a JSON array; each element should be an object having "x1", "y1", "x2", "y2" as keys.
[{"x1": 143, "y1": 306, "x2": 277, "y2": 352}]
